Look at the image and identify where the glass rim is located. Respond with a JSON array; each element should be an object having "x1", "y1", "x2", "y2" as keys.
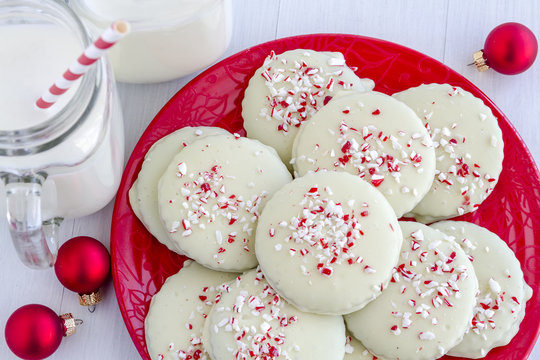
[{"x1": 0, "y1": 0, "x2": 97, "y2": 154}]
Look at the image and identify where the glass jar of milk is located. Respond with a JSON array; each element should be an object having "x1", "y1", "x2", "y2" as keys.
[
  {"x1": 0, "y1": 0, "x2": 124, "y2": 269},
  {"x1": 69, "y1": 0, "x2": 233, "y2": 83}
]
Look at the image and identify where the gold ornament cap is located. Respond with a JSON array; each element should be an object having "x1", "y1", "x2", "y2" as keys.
[
  {"x1": 78, "y1": 289, "x2": 102, "y2": 307},
  {"x1": 60, "y1": 313, "x2": 77, "y2": 337},
  {"x1": 473, "y1": 50, "x2": 490, "y2": 72}
]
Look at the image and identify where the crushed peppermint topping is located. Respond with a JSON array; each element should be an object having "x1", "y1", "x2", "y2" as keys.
[
  {"x1": 488, "y1": 278, "x2": 501, "y2": 294},
  {"x1": 271, "y1": 186, "x2": 371, "y2": 278},
  {"x1": 317, "y1": 121, "x2": 431, "y2": 189},
  {"x1": 344, "y1": 336, "x2": 354, "y2": 354},
  {"x1": 470, "y1": 292, "x2": 501, "y2": 334},
  {"x1": 419, "y1": 331, "x2": 436, "y2": 340},
  {"x1": 388, "y1": 229, "x2": 471, "y2": 340},
  {"x1": 258, "y1": 50, "x2": 357, "y2": 134},
  {"x1": 214, "y1": 269, "x2": 298, "y2": 359},
  {"x1": 422, "y1": 93, "x2": 499, "y2": 215},
  {"x1": 467, "y1": 272, "x2": 515, "y2": 335},
  {"x1": 156, "y1": 282, "x2": 232, "y2": 360},
  {"x1": 168, "y1": 164, "x2": 268, "y2": 262},
  {"x1": 177, "y1": 162, "x2": 187, "y2": 177}
]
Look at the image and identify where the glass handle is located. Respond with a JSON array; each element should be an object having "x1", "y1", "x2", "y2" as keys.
[{"x1": 3, "y1": 173, "x2": 62, "y2": 269}]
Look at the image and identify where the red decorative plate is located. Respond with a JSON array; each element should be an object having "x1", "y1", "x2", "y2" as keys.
[{"x1": 111, "y1": 34, "x2": 540, "y2": 360}]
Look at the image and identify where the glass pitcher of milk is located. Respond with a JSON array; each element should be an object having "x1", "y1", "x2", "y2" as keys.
[
  {"x1": 69, "y1": 0, "x2": 233, "y2": 84},
  {"x1": 0, "y1": 0, "x2": 124, "y2": 269}
]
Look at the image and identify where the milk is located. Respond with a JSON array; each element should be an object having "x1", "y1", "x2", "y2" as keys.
[
  {"x1": 0, "y1": 25, "x2": 81, "y2": 130},
  {"x1": 0, "y1": 24, "x2": 124, "y2": 220},
  {"x1": 71, "y1": 0, "x2": 233, "y2": 83}
]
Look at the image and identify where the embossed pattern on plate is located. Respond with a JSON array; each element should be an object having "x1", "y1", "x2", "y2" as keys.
[{"x1": 111, "y1": 34, "x2": 540, "y2": 360}]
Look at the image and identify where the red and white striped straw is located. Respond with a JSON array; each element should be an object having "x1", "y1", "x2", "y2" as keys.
[{"x1": 36, "y1": 20, "x2": 130, "y2": 109}]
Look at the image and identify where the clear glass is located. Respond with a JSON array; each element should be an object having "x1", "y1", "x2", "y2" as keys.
[
  {"x1": 0, "y1": 0, "x2": 125, "y2": 269},
  {"x1": 69, "y1": 0, "x2": 233, "y2": 83}
]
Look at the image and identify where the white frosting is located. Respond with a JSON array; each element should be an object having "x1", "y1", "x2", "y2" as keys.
[
  {"x1": 255, "y1": 171, "x2": 402, "y2": 315},
  {"x1": 144, "y1": 261, "x2": 237, "y2": 360},
  {"x1": 292, "y1": 91, "x2": 436, "y2": 217},
  {"x1": 202, "y1": 268, "x2": 346, "y2": 360},
  {"x1": 430, "y1": 221, "x2": 532, "y2": 358},
  {"x1": 242, "y1": 49, "x2": 374, "y2": 168},
  {"x1": 393, "y1": 84, "x2": 504, "y2": 222},
  {"x1": 158, "y1": 134, "x2": 292, "y2": 271},
  {"x1": 345, "y1": 222, "x2": 478, "y2": 360},
  {"x1": 129, "y1": 127, "x2": 229, "y2": 253}
]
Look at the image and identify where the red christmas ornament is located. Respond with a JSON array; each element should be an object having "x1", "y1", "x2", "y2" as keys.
[
  {"x1": 473, "y1": 22, "x2": 538, "y2": 74},
  {"x1": 54, "y1": 236, "x2": 111, "y2": 310},
  {"x1": 4, "y1": 304, "x2": 79, "y2": 360}
]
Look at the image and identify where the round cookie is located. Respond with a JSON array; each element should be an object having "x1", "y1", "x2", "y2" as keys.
[
  {"x1": 144, "y1": 261, "x2": 237, "y2": 360},
  {"x1": 202, "y1": 268, "x2": 346, "y2": 360},
  {"x1": 430, "y1": 221, "x2": 533, "y2": 358},
  {"x1": 345, "y1": 333, "x2": 378, "y2": 360},
  {"x1": 129, "y1": 126, "x2": 230, "y2": 253},
  {"x1": 393, "y1": 84, "x2": 504, "y2": 222},
  {"x1": 158, "y1": 134, "x2": 292, "y2": 272},
  {"x1": 345, "y1": 221, "x2": 479, "y2": 360},
  {"x1": 255, "y1": 171, "x2": 402, "y2": 315},
  {"x1": 292, "y1": 91, "x2": 436, "y2": 217},
  {"x1": 242, "y1": 49, "x2": 374, "y2": 168}
]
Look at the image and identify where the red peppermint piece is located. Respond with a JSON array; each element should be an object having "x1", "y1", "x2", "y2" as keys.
[
  {"x1": 320, "y1": 267, "x2": 333, "y2": 276},
  {"x1": 371, "y1": 179, "x2": 384, "y2": 187},
  {"x1": 341, "y1": 140, "x2": 352, "y2": 153},
  {"x1": 323, "y1": 96, "x2": 333, "y2": 105}
]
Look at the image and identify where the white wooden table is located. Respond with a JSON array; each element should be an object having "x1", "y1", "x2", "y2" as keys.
[{"x1": 1, "y1": 1, "x2": 539, "y2": 359}]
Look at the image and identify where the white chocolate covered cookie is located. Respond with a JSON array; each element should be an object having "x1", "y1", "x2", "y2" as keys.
[
  {"x1": 393, "y1": 84, "x2": 504, "y2": 222},
  {"x1": 255, "y1": 171, "x2": 402, "y2": 315},
  {"x1": 202, "y1": 268, "x2": 346, "y2": 360},
  {"x1": 292, "y1": 91, "x2": 436, "y2": 217},
  {"x1": 430, "y1": 221, "x2": 532, "y2": 358},
  {"x1": 129, "y1": 126, "x2": 229, "y2": 252},
  {"x1": 345, "y1": 221, "x2": 478, "y2": 360},
  {"x1": 242, "y1": 49, "x2": 374, "y2": 167},
  {"x1": 144, "y1": 261, "x2": 237, "y2": 360},
  {"x1": 158, "y1": 134, "x2": 292, "y2": 272}
]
